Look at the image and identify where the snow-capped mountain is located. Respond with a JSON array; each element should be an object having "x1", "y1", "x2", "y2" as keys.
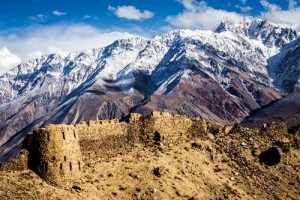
[
  {"x1": 268, "y1": 37, "x2": 300, "y2": 93},
  {"x1": 0, "y1": 18, "x2": 298, "y2": 162},
  {"x1": 215, "y1": 18, "x2": 297, "y2": 51},
  {"x1": 243, "y1": 37, "x2": 300, "y2": 127}
]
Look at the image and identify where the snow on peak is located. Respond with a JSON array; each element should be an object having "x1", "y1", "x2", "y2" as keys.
[
  {"x1": 0, "y1": 19, "x2": 298, "y2": 103},
  {"x1": 215, "y1": 17, "x2": 298, "y2": 48}
]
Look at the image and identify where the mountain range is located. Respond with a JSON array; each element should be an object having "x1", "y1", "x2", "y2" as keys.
[{"x1": 0, "y1": 17, "x2": 300, "y2": 162}]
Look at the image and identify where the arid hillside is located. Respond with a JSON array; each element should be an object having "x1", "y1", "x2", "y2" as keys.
[{"x1": 0, "y1": 112, "x2": 299, "y2": 200}]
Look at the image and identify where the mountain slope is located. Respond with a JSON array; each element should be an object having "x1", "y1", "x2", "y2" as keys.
[
  {"x1": 243, "y1": 89, "x2": 300, "y2": 127},
  {"x1": 243, "y1": 37, "x2": 300, "y2": 127},
  {"x1": 268, "y1": 37, "x2": 300, "y2": 93},
  {"x1": 0, "y1": 18, "x2": 298, "y2": 161}
]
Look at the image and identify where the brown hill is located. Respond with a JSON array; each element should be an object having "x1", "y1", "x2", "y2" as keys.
[{"x1": 0, "y1": 112, "x2": 299, "y2": 199}]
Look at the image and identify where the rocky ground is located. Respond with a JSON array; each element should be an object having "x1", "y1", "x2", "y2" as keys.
[{"x1": 0, "y1": 124, "x2": 299, "y2": 200}]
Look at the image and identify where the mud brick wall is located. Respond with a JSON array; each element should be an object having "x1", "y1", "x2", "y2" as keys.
[{"x1": 26, "y1": 125, "x2": 83, "y2": 187}]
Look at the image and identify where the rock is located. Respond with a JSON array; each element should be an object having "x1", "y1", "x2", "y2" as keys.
[
  {"x1": 174, "y1": 176, "x2": 184, "y2": 181},
  {"x1": 258, "y1": 147, "x2": 281, "y2": 166},
  {"x1": 282, "y1": 138, "x2": 290, "y2": 143},
  {"x1": 112, "y1": 192, "x2": 117, "y2": 196},
  {"x1": 214, "y1": 166, "x2": 222, "y2": 172},
  {"x1": 134, "y1": 144, "x2": 142, "y2": 148},
  {"x1": 107, "y1": 172, "x2": 113, "y2": 177},
  {"x1": 176, "y1": 190, "x2": 184, "y2": 196},
  {"x1": 241, "y1": 142, "x2": 247, "y2": 146},
  {"x1": 251, "y1": 148, "x2": 260, "y2": 156},
  {"x1": 274, "y1": 140, "x2": 290, "y2": 153},
  {"x1": 157, "y1": 142, "x2": 164, "y2": 151},
  {"x1": 153, "y1": 167, "x2": 164, "y2": 177},
  {"x1": 288, "y1": 182, "x2": 295, "y2": 186},
  {"x1": 148, "y1": 187, "x2": 157, "y2": 193},
  {"x1": 221, "y1": 158, "x2": 229, "y2": 163},
  {"x1": 206, "y1": 146, "x2": 213, "y2": 152},
  {"x1": 191, "y1": 142, "x2": 202, "y2": 149},
  {"x1": 223, "y1": 125, "x2": 233, "y2": 134},
  {"x1": 184, "y1": 146, "x2": 189, "y2": 151},
  {"x1": 118, "y1": 185, "x2": 127, "y2": 191},
  {"x1": 188, "y1": 197, "x2": 199, "y2": 200},
  {"x1": 272, "y1": 176, "x2": 280, "y2": 182},
  {"x1": 207, "y1": 133, "x2": 215, "y2": 139},
  {"x1": 72, "y1": 185, "x2": 82, "y2": 191},
  {"x1": 230, "y1": 177, "x2": 235, "y2": 181},
  {"x1": 129, "y1": 172, "x2": 139, "y2": 179}
]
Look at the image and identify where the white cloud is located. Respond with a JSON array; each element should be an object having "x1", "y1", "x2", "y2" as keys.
[
  {"x1": 180, "y1": 0, "x2": 198, "y2": 12},
  {"x1": 260, "y1": 0, "x2": 280, "y2": 11},
  {"x1": 83, "y1": 15, "x2": 91, "y2": 19},
  {"x1": 161, "y1": 26, "x2": 174, "y2": 33},
  {"x1": 108, "y1": 5, "x2": 154, "y2": 20},
  {"x1": 166, "y1": 0, "x2": 243, "y2": 30},
  {"x1": 28, "y1": 14, "x2": 47, "y2": 22},
  {"x1": 260, "y1": 0, "x2": 300, "y2": 30},
  {"x1": 26, "y1": 50, "x2": 44, "y2": 60},
  {"x1": 289, "y1": 0, "x2": 297, "y2": 10},
  {"x1": 236, "y1": 5, "x2": 253, "y2": 13},
  {"x1": 167, "y1": 0, "x2": 300, "y2": 31},
  {"x1": 0, "y1": 47, "x2": 21, "y2": 75},
  {"x1": 0, "y1": 24, "x2": 143, "y2": 74},
  {"x1": 52, "y1": 10, "x2": 67, "y2": 16}
]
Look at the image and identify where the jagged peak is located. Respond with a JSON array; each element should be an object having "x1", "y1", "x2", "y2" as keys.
[
  {"x1": 214, "y1": 17, "x2": 298, "y2": 48},
  {"x1": 214, "y1": 17, "x2": 292, "y2": 33},
  {"x1": 161, "y1": 29, "x2": 212, "y2": 39},
  {"x1": 215, "y1": 17, "x2": 295, "y2": 34},
  {"x1": 108, "y1": 37, "x2": 147, "y2": 49}
]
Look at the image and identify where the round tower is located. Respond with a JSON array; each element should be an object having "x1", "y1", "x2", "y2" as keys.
[{"x1": 28, "y1": 125, "x2": 83, "y2": 187}]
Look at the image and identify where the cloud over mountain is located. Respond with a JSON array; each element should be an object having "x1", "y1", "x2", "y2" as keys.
[
  {"x1": 108, "y1": 5, "x2": 154, "y2": 21},
  {"x1": 0, "y1": 47, "x2": 21, "y2": 75},
  {"x1": 260, "y1": 0, "x2": 300, "y2": 31},
  {"x1": 0, "y1": 24, "x2": 141, "y2": 74},
  {"x1": 166, "y1": 0, "x2": 243, "y2": 30}
]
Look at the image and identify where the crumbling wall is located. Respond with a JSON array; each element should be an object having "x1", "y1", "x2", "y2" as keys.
[
  {"x1": 70, "y1": 112, "x2": 204, "y2": 160},
  {"x1": 0, "y1": 111, "x2": 209, "y2": 185},
  {"x1": 141, "y1": 112, "x2": 195, "y2": 144},
  {"x1": 76, "y1": 119, "x2": 127, "y2": 140},
  {"x1": 76, "y1": 119, "x2": 132, "y2": 160}
]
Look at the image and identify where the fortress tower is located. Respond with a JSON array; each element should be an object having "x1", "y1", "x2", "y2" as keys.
[{"x1": 27, "y1": 125, "x2": 83, "y2": 187}]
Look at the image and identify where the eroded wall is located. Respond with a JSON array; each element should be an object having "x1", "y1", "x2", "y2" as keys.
[
  {"x1": 27, "y1": 125, "x2": 83, "y2": 186},
  {"x1": 0, "y1": 112, "x2": 208, "y2": 186}
]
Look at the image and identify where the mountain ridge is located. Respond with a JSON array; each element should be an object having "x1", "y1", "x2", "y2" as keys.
[{"x1": 0, "y1": 18, "x2": 299, "y2": 161}]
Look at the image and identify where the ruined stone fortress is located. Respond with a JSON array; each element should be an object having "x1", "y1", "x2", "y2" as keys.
[{"x1": 0, "y1": 112, "x2": 210, "y2": 187}]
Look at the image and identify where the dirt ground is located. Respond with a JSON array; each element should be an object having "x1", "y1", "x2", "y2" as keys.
[{"x1": 0, "y1": 125, "x2": 299, "y2": 200}]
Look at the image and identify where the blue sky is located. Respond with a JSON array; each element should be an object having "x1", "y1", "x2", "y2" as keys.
[
  {"x1": 0, "y1": 0, "x2": 300, "y2": 74},
  {"x1": 0, "y1": 0, "x2": 297, "y2": 30}
]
